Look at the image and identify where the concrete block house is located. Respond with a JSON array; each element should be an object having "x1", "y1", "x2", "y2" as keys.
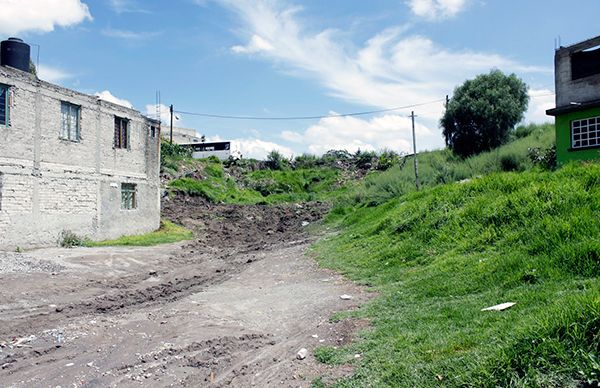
[
  {"x1": 0, "y1": 38, "x2": 161, "y2": 249},
  {"x1": 547, "y1": 35, "x2": 600, "y2": 165}
]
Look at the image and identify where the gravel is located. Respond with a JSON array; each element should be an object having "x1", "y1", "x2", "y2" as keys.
[{"x1": 0, "y1": 252, "x2": 65, "y2": 274}]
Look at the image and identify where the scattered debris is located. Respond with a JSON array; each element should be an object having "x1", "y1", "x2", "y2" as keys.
[
  {"x1": 481, "y1": 302, "x2": 516, "y2": 311},
  {"x1": 296, "y1": 348, "x2": 308, "y2": 360}
]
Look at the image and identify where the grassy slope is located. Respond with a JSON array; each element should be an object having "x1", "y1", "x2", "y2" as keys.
[
  {"x1": 315, "y1": 163, "x2": 599, "y2": 387},
  {"x1": 168, "y1": 159, "x2": 350, "y2": 204},
  {"x1": 339, "y1": 123, "x2": 555, "y2": 208}
]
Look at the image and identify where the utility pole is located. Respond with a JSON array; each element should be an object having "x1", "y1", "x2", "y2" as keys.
[
  {"x1": 410, "y1": 111, "x2": 420, "y2": 191},
  {"x1": 169, "y1": 104, "x2": 174, "y2": 144}
]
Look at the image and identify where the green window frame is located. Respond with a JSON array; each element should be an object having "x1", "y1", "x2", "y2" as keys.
[
  {"x1": 0, "y1": 84, "x2": 10, "y2": 127},
  {"x1": 121, "y1": 183, "x2": 137, "y2": 210},
  {"x1": 60, "y1": 101, "x2": 81, "y2": 141}
]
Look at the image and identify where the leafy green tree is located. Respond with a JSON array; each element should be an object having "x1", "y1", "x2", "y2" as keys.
[{"x1": 441, "y1": 70, "x2": 529, "y2": 157}]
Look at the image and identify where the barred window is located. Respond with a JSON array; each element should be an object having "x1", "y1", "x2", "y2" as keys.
[
  {"x1": 121, "y1": 183, "x2": 137, "y2": 210},
  {"x1": 0, "y1": 84, "x2": 10, "y2": 127},
  {"x1": 572, "y1": 116, "x2": 600, "y2": 149},
  {"x1": 114, "y1": 116, "x2": 129, "y2": 149},
  {"x1": 60, "y1": 101, "x2": 80, "y2": 141}
]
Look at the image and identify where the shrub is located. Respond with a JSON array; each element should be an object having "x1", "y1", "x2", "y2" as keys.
[
  {"x1": 266, "y1": 150, "x2": 289, "y2": 170},
  {"x1": 59, "y1": 230, "x2": 86, "y2": 248},
  {"x1": 528, "y1": 144, "x2": 557, "y2": 170}
]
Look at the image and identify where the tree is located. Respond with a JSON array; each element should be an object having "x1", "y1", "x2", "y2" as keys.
[{"x1": 441, "y1": 70, "x2": 529, "y2": 157}]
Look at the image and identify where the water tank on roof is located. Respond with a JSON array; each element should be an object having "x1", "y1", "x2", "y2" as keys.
[{"x1": 1, "y1": 37, "x2": 31, "y2": 73}]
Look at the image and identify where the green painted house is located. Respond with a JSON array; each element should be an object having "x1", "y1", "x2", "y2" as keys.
[{"x1": 547, "y1": 35, "x2": 600, "y2": 165}]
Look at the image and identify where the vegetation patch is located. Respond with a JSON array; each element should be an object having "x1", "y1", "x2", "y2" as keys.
[
  {"x1": 315, "y1": 162, "x2": 600, "y2": 386},
  {"x1": 86, "y1": 220, "x2": 193, "y2": 247}
]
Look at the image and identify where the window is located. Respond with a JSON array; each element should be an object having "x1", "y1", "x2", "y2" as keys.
[
  {"x1": 114, "y1": 116, "x2": 129, "y2": 149},
  {"x1": 571, "y1": 116, "x2": 600, "y2": 149},
  {"x1": 149, "y1": 125, "x2": 157, "y2": 138},
  {"x1": 0, "y1": 84, "x2": 10, "y2": 127},
  {"x1": 60, "y1": 101, "x2": 80, "y2": 141},
  {"x1": 571, "y1": 46, "x2": 600, "y2": 80},
  {"x1": 121, "y1": 183, "x2": 137, "y2": 209}
]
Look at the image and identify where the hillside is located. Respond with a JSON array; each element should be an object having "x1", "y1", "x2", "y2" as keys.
[{"x1": 314, "y1": 163, "x2": 600, "y2": 386}]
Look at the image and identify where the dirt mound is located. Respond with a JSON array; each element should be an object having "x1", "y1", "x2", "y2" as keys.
[{"x1": 163, "y1": 195, "x2": 330, "y2": 251}]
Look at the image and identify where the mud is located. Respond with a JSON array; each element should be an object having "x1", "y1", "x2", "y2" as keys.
[{"x1": 0, "y1": 196, "x2": 369, "y2": 387}]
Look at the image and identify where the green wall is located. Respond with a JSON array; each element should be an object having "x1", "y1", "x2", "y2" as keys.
[{"x1": 555, "y1": 107, "x2": 600, "y2": 165}]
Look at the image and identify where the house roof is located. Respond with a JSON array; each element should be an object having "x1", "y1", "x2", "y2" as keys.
[{"x1": 546, "y1": 98, "x2": 600, "y2": 116}]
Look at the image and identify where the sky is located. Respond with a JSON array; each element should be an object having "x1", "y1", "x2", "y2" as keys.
[{"x1": 1, "y1": 0, "x2": 600, "y2": 159}]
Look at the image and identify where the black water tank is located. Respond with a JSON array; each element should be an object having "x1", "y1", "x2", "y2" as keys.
[{"x1": 1, "y1": 37, "x2": 31, "y2": 73}]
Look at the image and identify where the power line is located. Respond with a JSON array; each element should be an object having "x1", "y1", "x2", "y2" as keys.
[{"x1": 173, "y1": 98, "x2": 446, "y2": 121}]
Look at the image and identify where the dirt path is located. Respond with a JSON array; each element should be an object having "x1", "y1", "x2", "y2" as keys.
[{"x1": 0, "y1": 198, "x2": 369, "y2": 387}]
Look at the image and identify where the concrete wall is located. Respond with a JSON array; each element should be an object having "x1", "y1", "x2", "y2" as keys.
[
  {"x1": 0, "y1": 66, "x2": 160, "y2": 249},
  {"x1": 555, "y1": 36, "x2": 600, "y2": 108}
]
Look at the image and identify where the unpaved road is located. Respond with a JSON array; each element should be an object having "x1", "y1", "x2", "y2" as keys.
[{"x1": 0, "y1": 197, "x2": 369, "y2": 387}]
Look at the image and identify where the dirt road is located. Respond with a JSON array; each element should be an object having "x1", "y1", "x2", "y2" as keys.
[{"x1": 0, "y1": 197, "x2": 368, "y2": 387}]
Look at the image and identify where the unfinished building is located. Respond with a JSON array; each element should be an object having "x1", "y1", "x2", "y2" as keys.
[
  {"x1": 0, "y1": 38, "x2": 161, "y2": 248},
  {"x1": 547, "y1": 35, "x2": 600, "y2": 164}
]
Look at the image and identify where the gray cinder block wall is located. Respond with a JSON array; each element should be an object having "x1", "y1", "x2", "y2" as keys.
[
  {"x1": 554, "y1": 35, "x2": 600, "y2": 108},
  {"x1": 0, "y1": 66, "x2": 161, "y2": 249}
]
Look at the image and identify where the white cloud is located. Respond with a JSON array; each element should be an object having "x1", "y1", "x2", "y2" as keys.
[
  {"x1": 96, "y1": 90, "x2": 133, "y2": 109},
  {"x1": 0, "y1": 0, "x2": 92, "y2": 35},
  {"x1": 525, "y1": 88, "x2": 555, "y2": 124},
  {"x1": 144, "y1": 103, "x2": 182, "y2": 126},
  {"x1": 280, "y1": 130, "x2": 304, "y2": 143},
  {"x1": 217, "y1": 0, "x2": 551, "y2": 151},
  {"x1": 232, "y1": 138, "x2": 294, "y2": 159},
  {"x1": 408, "y1": 0, "x2": 468, "y2": 20},
  {"x1": 108, "y1": 0, "x2": 149, "y2": 14},
  {"x1": 231, "y1": 34, "x2": 274, "y2": 54},
  {"x1": 281, "y1": 113, "x2": 430, "y2": 155},
  {"x1": 37, "y1": 64, "x2": 72, "y2": 83},
  {"x1": 102, "y1": 28, "x2": 161, "y2": 40}
]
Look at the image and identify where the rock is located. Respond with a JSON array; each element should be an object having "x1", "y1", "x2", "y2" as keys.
[
  {"x1": 296, "y1": 348, "x2": 308, "y2": 360},
  {"x1": 340, "y1": 294, "x2": 353, "y2": 300},
  {"x1": 301, "y1": 221, "x2": 310, "y2": 227}
]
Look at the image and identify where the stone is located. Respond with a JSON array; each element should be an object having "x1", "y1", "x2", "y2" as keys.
[
  {"x1": 296, "y1": 348, "x2": 308, "y2": 360},
  {"x1": 340, "y1": 294, "x2": 353, "y2": 300}
]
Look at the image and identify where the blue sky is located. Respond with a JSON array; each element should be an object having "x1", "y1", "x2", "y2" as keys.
[{"x1": 2, "y1": 0, "x2": 600, "y2": 158}]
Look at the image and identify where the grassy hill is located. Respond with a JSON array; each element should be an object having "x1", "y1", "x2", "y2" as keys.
[{"x1": 314, "y1": 163, "x2": 599, "y2": 387}]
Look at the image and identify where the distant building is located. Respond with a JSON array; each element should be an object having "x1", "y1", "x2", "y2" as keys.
[
  {"x1": 183, "y1": 141, "x2": 232, "y2": 161},
  {"x1": 0, "y1": 38, "x2": 161, "y2": 249},
  {"x1": 547, "y1": 35, "x2": 600, "y2": 165},
  {"x1": 165, "y1": 126, "x2": 202, "y2": 144}
]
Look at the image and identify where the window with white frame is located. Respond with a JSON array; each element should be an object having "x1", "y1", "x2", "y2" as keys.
[
  {"x1": 0, "y1": 84, "x2": 10, "y2": 127},
  {"x1": 60, "y1": 101, "x2": 80, "y2": 141},
  {"x1": 121, "y1": 183, "x2": 137, "y2": 210},
  {"x1": 571, "y1": 116, "x2": 600, "y2": 149}
]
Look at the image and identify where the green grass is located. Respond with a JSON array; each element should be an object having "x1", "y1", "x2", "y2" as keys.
[
  {"x1": 168, "y1": 160, "x2": 348, "y2": 204},
  {"x1": 314, "y1": 162, "x2": 600, "y2": 387},
  {"x1": 336, "y1": 123, "x2": 555, "y2": 210},
  {"x1": 86, "y1": 220, "x2": 193, "y2": 247}
]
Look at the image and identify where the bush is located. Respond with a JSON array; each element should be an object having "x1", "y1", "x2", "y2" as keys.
[
  {"x1": 499, "y1": 153, "x2": 520, "y2": 172},
  {"x1": 266, "y1": 150, "x2": 289, "y2": 170},
  {"x1": 528, "y1": 144, "x2": 557, "y2": 170},
  {"x1": 376, "y1": 149, "x2": 400, "y2": 171},
  {"x1": 59, "y1": 230, "x2": 86, "y2": 248}
]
